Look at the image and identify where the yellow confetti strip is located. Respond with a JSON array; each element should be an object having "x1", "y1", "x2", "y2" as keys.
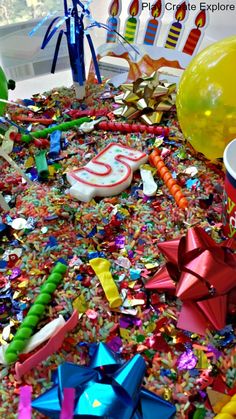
[
  {"x1": 73, "y1": 295, "x2": 88, "y2": 313},
  {"x1": 24, "y1": 156, "x2": 35, "y2": 169},
  {"x1": 119, "y1": 328, "x2": 130, "y2": 340}
]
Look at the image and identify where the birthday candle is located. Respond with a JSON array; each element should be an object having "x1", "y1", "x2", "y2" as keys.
[
  {"x1": 143, "y1": 0, "x2": 163, "y2": 46},
  {"x1": 182, "y1": 10, "x2": 207, "y2": 55},
  {"x1": 66, "y1": 142, "x2": 148, "y2": 202},
  {"x1": 124, "y1": 0, "x2": 141, "y2": 44},
  {"x1": 165, "y1": 1, "x2": 189, "y2": 49},
  {"x1": 106, "y1": 0, "x2": 121, "y2": 43}
]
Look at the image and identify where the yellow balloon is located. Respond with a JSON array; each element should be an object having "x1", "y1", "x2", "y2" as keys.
[
  {"x1": 214, "y1": 415, "x2": 234, "y2": 419},
  {"x1": 176, "y1": 36, "x2": 236, "y2": 160},
  {"x1": 221, "y1": 401, "x2": 236, "y2": 414}
]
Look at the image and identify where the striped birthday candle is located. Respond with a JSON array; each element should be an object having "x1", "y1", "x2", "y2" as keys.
[
  {"x1": 143, "y1": 0, "x2": 164, "y2": 46},
  {"x1": 165, "y1": 1, "x2": 189, "y2": 49},
  {"x1": 106, "y1": 0, "x2": 122, "y2": 43},
  {"x1": 182, "y1": 10, "x2": 208, "y2": 55},
  {"x1": 124, "y1": 0, "x2": 142, "y2": 44}
]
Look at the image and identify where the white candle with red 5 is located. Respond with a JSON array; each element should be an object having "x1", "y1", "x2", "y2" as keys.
[{"x1": 66, "y1": 142, "x2": 148, "y2": 201}]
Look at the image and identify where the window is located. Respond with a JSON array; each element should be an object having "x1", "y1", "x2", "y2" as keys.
[{"x1": 0, "y1": 0, "x2": 62, "y2": 26}]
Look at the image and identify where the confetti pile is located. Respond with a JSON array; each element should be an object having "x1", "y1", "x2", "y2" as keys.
[{"x1": 0, "y1": 81, "x2": 235, "y2": 418}]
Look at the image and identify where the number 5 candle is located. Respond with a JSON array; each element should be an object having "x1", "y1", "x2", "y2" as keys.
[
  {"x1": 165, "y1": 1, "x2": 189, "y2": 50},
  {"x1": 124, "y1": 0, "x2": 142, "y2": 44},
  {"x1": 66, "y1": 142, "x2": 148, "y2": 202}
]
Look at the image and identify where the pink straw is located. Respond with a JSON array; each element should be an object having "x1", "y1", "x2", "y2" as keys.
[
  {"x1": 18, "y1": 385, "x2": 32, "y2": 419},
  {"x1": 60, "y1": 388, "x2": 76, "y2": 419}
]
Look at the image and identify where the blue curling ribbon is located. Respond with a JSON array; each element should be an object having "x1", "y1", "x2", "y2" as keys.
[
  {"x1": 70, "y1": 16, "x2": 76, "y2": 44},
  {"x1": 41, "y1": 16, "x2": 67, "y2": 49},
  {"x1": 48, "y1": 129, "x2": 61, "y2": 159},
  {"x1": 29, "y1": 12, "x2": 56, "y2": 37},
  {"x1": 64, "y1": 0, "x2": 68, "y2": 15},
  {"x1": 75, "y1": 0, "x2": 90, "y2": 15},
  {"x1": 86, "y1": 33, "x2": 102, "y2": 84},
  {"x1": 51, "y1": 29, "x2": 64, "y2": 73}
]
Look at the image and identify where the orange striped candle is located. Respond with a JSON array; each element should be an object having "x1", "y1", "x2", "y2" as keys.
[
  {"x1": 183, "y1": 10, "x2": 207, "y2": 55},
  {"x1": 143, "y1": 0, "x2": 163, "y2": 46}
]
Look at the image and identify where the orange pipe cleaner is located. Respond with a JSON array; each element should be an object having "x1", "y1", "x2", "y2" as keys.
[{"x1": 149, "y1": 149, "x2": 188, "y2": 209}]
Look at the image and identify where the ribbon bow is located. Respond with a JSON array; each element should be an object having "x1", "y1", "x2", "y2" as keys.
[
  {"x1": 114, "y1": 72, "x2": 176, "y2": 125},
  {"x1": 32, "y1": 342, "x2": 176, "y2": 418},
  {"x1": 145, "y1": 227, "x2": 236, "y2": 335}
]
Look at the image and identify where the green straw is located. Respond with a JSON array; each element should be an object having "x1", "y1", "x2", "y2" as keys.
[{"x1": 21, "y1": 117, "x2": 91, "y2": 142}]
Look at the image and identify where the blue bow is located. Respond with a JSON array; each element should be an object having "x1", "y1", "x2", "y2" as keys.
[{"x1": 32, "y1": 342, "x2": 176, "y2": 418}]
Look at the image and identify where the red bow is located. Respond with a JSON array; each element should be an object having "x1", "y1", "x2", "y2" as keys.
[{"x1": 145, "y1": 227, "x2": 236, "y2": 335}]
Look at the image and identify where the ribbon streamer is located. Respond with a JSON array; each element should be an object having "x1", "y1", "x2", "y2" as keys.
[
  {"x1": 89, "y1": 258, "x2": 122, "y2": 308},
  {"x1": 38, "y1": 1, "x2": 101, "y2": 86},
  {"x1": 29, "y1": 12, "x2": 56, "y2": 36}
]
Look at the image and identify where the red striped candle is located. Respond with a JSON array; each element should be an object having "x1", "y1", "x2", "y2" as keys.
[
  {"x1": 182, "y1": 10, "x2": 207, "y2": 55},
  {"x1": 182, "y1": 28, "x2": 201, "y2": 55}
]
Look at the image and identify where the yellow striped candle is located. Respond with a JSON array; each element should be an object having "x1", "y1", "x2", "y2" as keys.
[
  {"x1": 124, "y1": 0, "x2": 140, "y2": 44},
  {"x1": 165, "y1": 21, "x2": 182, "y2": 49}
]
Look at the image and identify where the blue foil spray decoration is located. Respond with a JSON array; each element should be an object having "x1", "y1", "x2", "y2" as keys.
[
  {"x1": 32, "y1": 342, "x2": 176, "y2": 418},
  {"x1": 31, "y1": 0, "x2": 139, "y2": 92}
]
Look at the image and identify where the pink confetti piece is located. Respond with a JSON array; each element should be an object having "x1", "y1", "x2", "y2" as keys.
[
  {"x1": 60, "y1": 388, "x2": 75, "y2": 419},
  {"x1": 18, "y1": 385, "x2": 32, "y2": 419}
]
